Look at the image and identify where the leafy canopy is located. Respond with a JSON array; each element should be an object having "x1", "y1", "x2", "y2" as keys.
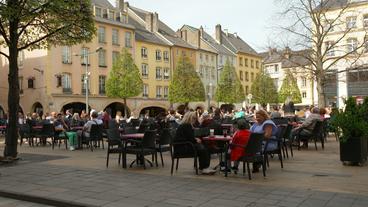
[
  {"x1": 278, "y1": 69, "x2": 302, "y2": 104},
  {"x1": 214, "y1": 60, "x2": 245, "y2": 103},
  {"x1": 250, "y1": 72, "x2": 279, "y2": 106},
  {"x1": 169, "y1": 56, "x2": 205, "y2": 103},
  {"x1": 106, "y1": 48, "x2": 143, "y2": 99}
]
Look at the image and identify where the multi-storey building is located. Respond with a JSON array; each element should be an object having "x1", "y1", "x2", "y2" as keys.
[
  {"x1": 178, "y1": 25, "x2": 218, "y2": 109},
  {"x1": 214, "y1": 24, "x2": 262, "y2": 100},
  {"x1": 318, "y1": 0, "x2": 368, "y2": 107},
  {"x1": 262, "y1": 48, "x2": 317, "y2": 106}
]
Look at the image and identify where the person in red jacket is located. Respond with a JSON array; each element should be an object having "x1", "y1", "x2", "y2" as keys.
[{"x1": 226, "y1": 119, "x2": 251, "y2": 173}]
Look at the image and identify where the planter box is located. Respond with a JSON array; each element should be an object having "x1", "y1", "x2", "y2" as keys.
[{"x1": 340, "y1": 137, "x2": 368, "y2": 164}]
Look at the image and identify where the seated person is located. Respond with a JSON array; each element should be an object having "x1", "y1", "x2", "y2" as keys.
[
  {"x1": 83, "y1": 111, "x2": 102, "y2": 140},
  {"x1": 54, "y1": 113, "x2": 78, "y2": 151},
  {"x1": 174, "y1": 111, "x2": 216, "y2": 175},
  {"x1": 225, "y1": 119, "x2": 251, "y2": 172},
  {"x1": 292, "y1": 107, "x2": 321, "y2": 146},
  {"x1": 250, "y1": 109, "x2": 278, "y2": 172}
]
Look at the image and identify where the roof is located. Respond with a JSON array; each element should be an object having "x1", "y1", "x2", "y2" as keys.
[
  {"x1": 201, "y1": 30, "x2": 234, "y2": 56},
  {"x1": 262, "y1": 48, "x2": 311, "y2": 68},
  {"x1": 221, "y1": 32, "x2": 259, "y2": 56},
  {"x1": 127, "y1": 17, "x2": 169, "y2": 46},
  {"x1": 92, "y1": 0, "x2": 115, "y2": 10},
  {"x1": 129, "y1": 6, "x2": 196, "y2": 49},
  {"x1": 94, "y1": 16, "x2": 135, "y2": 29},
  {"x1": 316, "y1": 0, "x2": 368, "y2": 11}
]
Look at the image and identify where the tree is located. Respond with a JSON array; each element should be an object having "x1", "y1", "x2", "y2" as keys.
[
  {"x1": 106, "y1": 48, "x2": 143, "y2": 118},
  {"x1": 276, "y1": 0, "x2": 368, "y2": 107},
  {"x1": 169, "y1": 56, "x2": 205, "y2": 107},
  {"x1": 0, "y1": 0, "x2": 96, "y2": 158},
  {"x1": 278, "y1": 69, "x2": 302, "y2": 103},
  {"x1": 214, "y1": 60, "x2": 245, "y2": 104},
  {"x1": 250, "y1": 72, "x2": 279, "y2": 106}
]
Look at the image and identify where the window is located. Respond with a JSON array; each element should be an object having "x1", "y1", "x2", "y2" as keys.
[
  {"x1": 364, "y1": 15, "x2": 368, "y2": 28},
  {"x1": 211, "y1": 55, "x2": 214, "y2": 62},
  {"x1": 108, "y1": 10, "x2": 114, "y2": 20},
  {"x1": 125, "y1": 32, "x2": 132, "y2": 48},
  {"x1": 62, "y1": 46, "x2": 72, "y2": 64},
  {"x1": 141, "y1": 47, "x2": 147, "y2": 58},
  {"x1": 219, "y1": 55, "x2": 223, "y2": 65},
  {"x1": 19, "y1": 77, "x2": 23, "y2": 94},
  {"x1": 325, "y1": 41, "x2": 335, "y2": 56},
  {"x1": 143, "y1": 84, "x2": 148, "y2": 97},
  {"x1": 112, "y1": 29, "x2": 119, "y2": 45},
  {"x1": 95, "y1": 7, "x2": 102, "y2": 17},
  {"x1": 244, "y1": 58, "x2": 248, "y2": 67},
  {"x1": 98, "y1": 27, "x2": 105, "y2": 43},
  {"x1": 98, "y1": 49, "x2": 106, "y2": 67},
  {"x1": 18, "y1": 51, "x2": 25, "y2": 67},
  {"x1": 102, "y1": 9, "x2": 108, "y2": 18},
  {"x1": 163, "y1": 51, "x2": 169, "y2": 62},
  {"x1": 302, "y1": 91, "x2": 307, "y2": 98},
  {"x1": 163, "y1": 86, "x2": 169, "y2": 98},
  {"x1": 156, "y1": 67, "x2": 162, "y2": 80},
  {"x1": 346, "y1": 16, "x2": 357, "y2": 29},
  {"x1": 163, "y1": 68, "x2": 170, "y2": 80},
  {"x1": 251, "y1": 73, "x2": 254, "y2": 81},
  {"x1": 211, "y1": 67, "x2": 215, "y2": 79},
  {"x1": 141, "y1": 64, "x2": 148, "y2": 78},
  {"x1": 239, "y1": 71, "x2": 243, "y2": 80},
  {"x1": 182, "y1": 51, "x2": 186, "y2": 56},
  {"x1": 245, "y1": 72, "x2": 249, "y2": 81},
  {"x1": 239, "y1": 57, "x2": 243, "y2": 66},
  {"x1": 155, "y1": 50, "x2": 162, "y2": 61},
  {"x1": 200, "y1": 53, "x2": 203, "y2": 60},
  {"x1": 346, "y1": 38, "x2": 358, "y2": 53},
  {"x1": 99, "y1": 76, "x2": 106, "y2": 95},
  {"x1": 273, "y1": 78, "x2": 279, "y2": 89},
  {"x1": 112, "y1": 51, "x2": 120, "y2": 65},
  {"x1": 81, "y1": 47, "x2": 89, "y2": 65},
  {"x1": 256, "y1": 61, "x2": 259, "y2": 69},
  {"x1": 156, "y1": 86, "x2": 162, "y2": 98},
  {"x1": 27, "y1": 78, "x2": 34, "y2": 89},
  {"x1": 62, "y1": 73, "x2": 71, "y2": 93},
  {"x1": 301, "y1": 77, "x2": 307, "y2": 87},
  {"x1": 251, "y1": 59, "x2": 254, "y2": 68},
  {"x1": 205, "y1": 54, "x2": 208, "y2": 62},
  {"x1": 275, "y1": 64, "x2": 279, "y2": 73}
]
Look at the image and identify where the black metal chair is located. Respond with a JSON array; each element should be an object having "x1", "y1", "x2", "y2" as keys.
[
  {"x1": 18, "y1": 124, "x2": 33, "y2": 146},
  {"x1": 37, "y1": 124, "x2": 54, "y2": 146},
  {"x1": 235, "y1": 133, "x2": 266, "y2": 180},
  {"x1": 123, "y1": 130, "x2": 158, "y2": 169},
  {"x1": 264, "y1": 125, "x2": 285, "y2": 169},
  {"x1": 297, "y1": 120, "x2": 324, "y2": 150},
  {"x1": 106, "y1": 128, "x2": 124, "y2": 168},
  {"x1": 156, "y1": 128, "x2": 173, "y2": 167},
  {"x1": 170, "y1": 140, "x2": 198, "y2": 175},
  {"x1": 52, "y1": 130, "x2": 68, "y2": 150},
  {"x1": 88, "y1": 124, "x2": 104, "y2": 151}
]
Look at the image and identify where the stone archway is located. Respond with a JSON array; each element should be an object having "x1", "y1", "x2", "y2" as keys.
[
  {"x1": 31, "y1": 102, "x2": 43, "y2": 117},
  {"x1": 61, "y1": 102, "x2": 91, "y2": 114},
  {"x1": 104, "y1": 102, "x2": 130, "y2": 118},
  {"x1": 139, "y1": 106, "x2": 166, "y2": 118}
]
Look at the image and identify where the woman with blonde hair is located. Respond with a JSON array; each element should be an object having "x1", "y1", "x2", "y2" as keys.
[{"x1": 174, "y1": 112, "x2": 216, "y2": 175}]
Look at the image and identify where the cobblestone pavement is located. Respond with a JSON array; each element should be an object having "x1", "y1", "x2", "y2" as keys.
[
  {"x1": 0, "y1": 136, "x2": 367, "y2": 207},
  {"x1": 0, "y1": 197, "x2": 51, "y2": 207}
]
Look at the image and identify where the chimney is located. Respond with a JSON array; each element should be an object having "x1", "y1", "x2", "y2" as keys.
[
  {"x1": 182, "y1": 30, "x2": 187, "y2": 41},
  {"x1": 197, "y1": 29, "x2": 201, "y2": 48},
  {"x1": 152, "y1": 12, "x2": 159, "y2": 33},
  {"x1": 145, "y1": 13, "x2": 153, "y2": 32},
  {"x1": 234, "y1": 32, "x2": 238, "y2": 38},
  {"x1": 116, "y1": 0, "x2": 124, "y2": 11},
  {"x1": 215, "y1": 24, "x2": 222, "y2": 44},
  {"x1": 284, "y1": 47, "x2": 291, "y2": 59},
  {"x1": 224, "y1": 29, "x2": 229, "y2": 36},
  {"x1": 123, "y1": 2, "x2": 129, "y2": 12},
  {"x1": 199, "y1": 26, "x2": 204, "y2": 37}
]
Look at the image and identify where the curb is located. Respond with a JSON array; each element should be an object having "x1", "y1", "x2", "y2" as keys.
[{"x1": 0, "y1": 190, "x2": 99, "y2": 207}]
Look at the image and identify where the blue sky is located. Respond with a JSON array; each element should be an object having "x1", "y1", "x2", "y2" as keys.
[{"x1": 108, "y1": 0, "x2": 282, "y2": 52}]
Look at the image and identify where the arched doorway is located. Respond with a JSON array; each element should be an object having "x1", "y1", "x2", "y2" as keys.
[
  {"x1": 220, "y1": 104, "x2": 235, "y2": 113},
  {"x1": 31, "y1": 102, "x2": 43, "y2": 117},
  {"x1": 62, "y1": 102, "x2": 91, "y2": 114},
  {"x1": 139, "y1": 107, "x2": 166, "y2": 118},
  {"x1": 104, "y1": 102, "x2": 130, "y2": 118}
]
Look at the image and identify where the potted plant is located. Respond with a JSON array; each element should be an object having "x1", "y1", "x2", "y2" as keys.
[{"x1": 331, "y1": 97, "x2": 368, "y2": 165}]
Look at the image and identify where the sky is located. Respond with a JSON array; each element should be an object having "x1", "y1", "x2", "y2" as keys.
[{"x1": 108, "y1": 0, "x2": 284, "y2": 53}]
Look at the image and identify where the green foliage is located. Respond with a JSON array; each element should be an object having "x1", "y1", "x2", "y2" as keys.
[
  {"x1": 214, "y1": 60, "x2": 245, "y2": 103},
  {"x1": 278, "y1": 69, "x2": 302, "y2": 104},
  {"x1": 106, "y1": 49, "x2": 143, "y2": 99},
  {"x1": 169, "y1": 56, "x2": 205, "y2": 103},
  {"x1": 250, "y1": 72, "x2": 278, "y2": 106},
  {"x1": 331, "y1": 97, "x2": 368, "y2": 142}
]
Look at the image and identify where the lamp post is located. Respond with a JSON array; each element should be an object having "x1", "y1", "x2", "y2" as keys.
[
  {"x1": 77, "y1": 47, "x2": 102, "y2": 115},
  {"x1": 208, "y1": 82, "x2": 212, "y2": 111}
]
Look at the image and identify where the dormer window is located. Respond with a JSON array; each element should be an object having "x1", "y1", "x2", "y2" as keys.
[
  {"x1": 102, "y1": 9, "x2": 108, "y2": 19},
  {"x1": 95, "y1": 7, "x2": 102, "y2": 17},
  {"x1": 109, "y1": 10, "x2": 114, "y2": 20}
]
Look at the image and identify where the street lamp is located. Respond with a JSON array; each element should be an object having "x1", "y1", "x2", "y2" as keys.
[
  {"x1": 247, "y1": 93, "x2": 253, "y2": 106},
  {"x1": 76, "y1": 47, "x2": 102, "y2": 115},
  {"x1": 208, "y1": 82, "x2": 213, "y2": 111}
]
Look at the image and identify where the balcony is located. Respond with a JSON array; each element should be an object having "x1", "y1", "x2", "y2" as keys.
[{"x1": 63, "y1": 88, "x2": 72, "y2": 94}]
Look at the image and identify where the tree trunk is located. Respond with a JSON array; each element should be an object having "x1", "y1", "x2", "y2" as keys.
[
  {"x1": 4, "y1": 37, "x2": 20, "y2": 158},
  {"x1": 123, "y1": 98, "x2": 127, "y2": 119},
  {"x1": 316, "y1": 77, "x2": 326, "y2": 108}
]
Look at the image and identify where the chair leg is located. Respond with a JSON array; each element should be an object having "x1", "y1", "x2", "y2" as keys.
[
  {"x1": 118, "y1": 153, "x2": 121, "y2": 165},
  {"x1": 243, "y1": 161, "x2": 246, "y2": 176},
  {"x1": 106, "y1": 151, "x2": 109, "y2": 168},
  {"x1": 176, "y1": 158, "x2": 179, "y2": 171},
  {"x1": 289, "y1": 142, "x2": 294, "y2": 157},
  {"x1": 160, "y1": 151, "x2": 164, "y2": 167},
  {"x1": 143, "y1": 155, "x2": 146, "y2": 170},
  {"x1": 279, "y1": 151, "x2": 283, "y2": 169},
  {"x1": 194, "y1": 157, "x2": 198, "y2": 175},
  {"x1": 123, "y1": 152, "x2": 127, "y2": 168},
  {"x1": 262, "y1": 161, "x2": 266, "y2": 178},
  {"x1": 247, "y1": 162, "x2": 251, "y2": 180},
  {"x1": 52, "y1": 138, "x2": 55, "y2": 150},
  {"x1": 171, "y1": 157, "x2": 174, "y2": 175}
]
